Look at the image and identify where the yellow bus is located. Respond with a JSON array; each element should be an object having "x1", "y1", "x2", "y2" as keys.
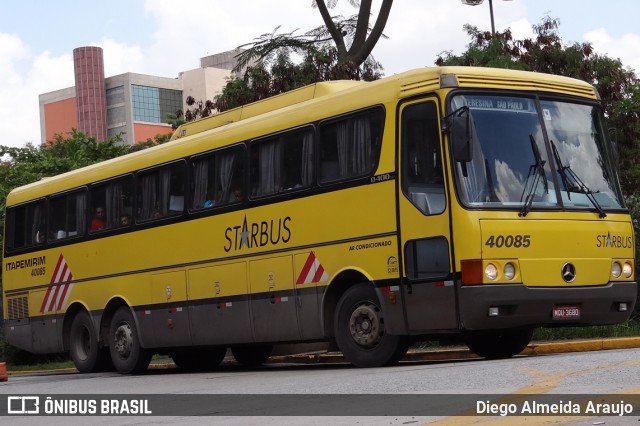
[{"x1": 2, "y1": 66, "x2": 637, "y2": 374}]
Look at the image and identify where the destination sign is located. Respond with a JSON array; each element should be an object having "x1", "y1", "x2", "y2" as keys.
[{"x1": 462, "y1": 96, "x2": 535, "y2": 112}]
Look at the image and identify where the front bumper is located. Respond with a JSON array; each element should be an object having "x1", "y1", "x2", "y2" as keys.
[{"x1": 458, "y1": 281, "x2": 637, "y2": 330}]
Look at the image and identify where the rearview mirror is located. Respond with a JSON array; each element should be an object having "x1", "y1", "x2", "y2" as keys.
[{"x1": 445, "y1": 106, "x2": 476, "y2": 163}]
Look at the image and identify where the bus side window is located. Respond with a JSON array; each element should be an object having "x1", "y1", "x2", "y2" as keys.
[
  {"x1": 191, "y1": 147, "x2": 244, "y2": 210},
  {"x1": 250, "y1": 128, "x2": 313, "y2": 198},
  {"x1": 137, "y1": 162, "x2": 185, "y2": 221},
  {"x1": 49, "y1": 190, "x2": 87, "y2": 240},
  {"x1": 401, "y1": 101, "x2": 445, "y2": 215},
  {"x1": 90, "y1": 175, "x2": 134, "y2": 232},
  {"x1": 319, "y1": 108, "x2": 384, "y2": 184},
  {"x1": 5, "y1": 200, "x2": 46, "y2": 250}
]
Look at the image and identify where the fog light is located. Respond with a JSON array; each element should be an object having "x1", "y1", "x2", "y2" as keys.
[
  {"x1": 504, "y1": 263, "x2": 516, "y2": 280},
  {"x1": 623, "y1": 262, "x2": 633, "y2": 278},
  {"x1": 619, "y1": 302, "x2": 628, "y2": 312},
  {"x1": 611, "y1": 262, "x2": 622, "y2": 278},
  {"x1": 485, "y1": 263, "x2": 498, "y2": 281},
  {"x1": 488, "y1": 307, "x2": 499, "y2": 316}
]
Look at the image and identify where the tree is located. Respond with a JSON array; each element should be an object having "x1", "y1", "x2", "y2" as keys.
[
  {"x1": 235, "y1": 0, "x2": 393, "y2": 79},
  {"x1": 165, "y1": 112, "x2": 186, "y2": 130},
  {"x1": 437, "y1": 16, "x2": 640, "y2": 194},
  {"x1": 133, "y1": 132, "x2": 173, "y2": 151},
  {"x1": 211, "y1": 46, "x2": 383, "y2": 113},
  {"x1": 180, "y1": 0, "x2": 392, "y2": 115}
]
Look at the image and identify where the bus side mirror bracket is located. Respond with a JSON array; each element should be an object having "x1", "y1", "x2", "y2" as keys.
[{"x1": 442, "y1": 106, "x2": 475, "y2": 163}]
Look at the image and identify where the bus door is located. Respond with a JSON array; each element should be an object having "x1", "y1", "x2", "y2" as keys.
[
  {"x1": 398, "y1": 98, "x2": 457, "y2": 332},
  {"x1": 249, "y1": 255, "x2": 300, "y2": 342}
]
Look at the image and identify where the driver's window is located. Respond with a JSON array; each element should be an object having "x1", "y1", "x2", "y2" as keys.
[{"x1": 401, "y1": 101, "x2": 445, "y2": 215}]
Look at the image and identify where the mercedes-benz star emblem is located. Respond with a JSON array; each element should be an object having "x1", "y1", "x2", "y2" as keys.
[{"x1": 561, "y1": 263, "x2": 576, "y2": 283}]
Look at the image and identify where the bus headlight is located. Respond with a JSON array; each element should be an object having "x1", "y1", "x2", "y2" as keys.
[
  {"x1": 485, "y1": 263, "x2": 498, "y2": 281},
  {"x1": 611, "y1": 262, "x2": 622, "y2": 278},
  {"x1": 503, "y1": 263, "x2": 516, "y2": 280},
  {"x1": 623, "y1": 262, "x2": 633, "y2": 278}
]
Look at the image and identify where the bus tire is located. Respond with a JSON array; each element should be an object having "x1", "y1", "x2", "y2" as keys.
[
  {"x1": 171, "y1": 347, "x2": 226, "y2": 371},
  {"x1": 231, "y1": 345, "x2": 273, "y2": 367},
  {"x1": 334, "y1": 283, "x2": 409, "y2": 367},
  {"x1": 108, "y1": 307, "x2": 151, "y2": 374},
  {"x1": 463, "y1": 328, "x2": 533, "y2": 359},
  {"x1": 69, "y1": 310, "x2": 108, "y2": 373}
]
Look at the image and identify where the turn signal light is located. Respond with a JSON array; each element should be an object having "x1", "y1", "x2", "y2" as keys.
[{"x1": 461, "y1": 260, "x2": 483, "y2": 285}]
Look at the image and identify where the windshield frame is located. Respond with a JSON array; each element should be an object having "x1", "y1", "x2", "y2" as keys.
[{"x1": 445, "y1": 89, "x2": 626, "y2": 215}]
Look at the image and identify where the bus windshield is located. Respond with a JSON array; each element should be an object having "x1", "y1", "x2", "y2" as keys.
[{"x1": 450, "y1": 94, "x2": 624, "y2": 212}]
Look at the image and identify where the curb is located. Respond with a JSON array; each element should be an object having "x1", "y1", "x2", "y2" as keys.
[{"x1": 266, "y1": 337, "x2": 640, "y2": 364}]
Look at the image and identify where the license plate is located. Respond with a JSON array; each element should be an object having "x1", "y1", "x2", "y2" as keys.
[{"x1": 553, "y1": 305, "x2": 580, "y2": 319}]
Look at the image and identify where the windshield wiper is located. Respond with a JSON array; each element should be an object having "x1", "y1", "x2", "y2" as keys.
[
  {"x1": 551, "y1": 140, "x2": 606, "y2": 218},
  {"x1": 519, "y1": 135, "x2": 548, "y2": 217}
]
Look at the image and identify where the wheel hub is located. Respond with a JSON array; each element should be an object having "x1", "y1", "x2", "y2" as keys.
[
  {"x1": 348, "y1": 303, "x2": 382, "y2": 347},
  {"x1": 113, "y1": 323, "x2": 133, "y2": 358}
]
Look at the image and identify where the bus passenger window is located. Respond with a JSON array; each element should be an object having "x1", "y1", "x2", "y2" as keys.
[
  {"x1": 250, "y1": 128, "x2": 313, "y2": 198},
  {"x1": 319, "y1": 108, "x2": 383, "y2": 183},
  {"x1": 190, "y1": 148, "x2": 244, "y2": 210},
  {"x1": 401, "y1": 101, "x2": 445, "y2": 215},
  {"x1": 6, "y1": 200, "x2": 45, "y2": 250},
  {"x1": 137, "y1": 162, "x2": 185, "y2": 221},
  {"x1": 49, "y1": 190, "x2": 87, "y2": 240},
  {"x1": 90, "y1": 175, "x2": 134, "y2": 231}
]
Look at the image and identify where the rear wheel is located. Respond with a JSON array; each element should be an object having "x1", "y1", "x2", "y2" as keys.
[
  {"x1": 464, "y1": 328, "x2": 533, "y2": 359},
  {"x1": 108, "y1": 307, "x2": 151, "y2": 374},
  {"x1": 171, "y1": 347, "x2": 226, "y2": 371},
  {"x1": 334, "y1": 283, "x2": 409, "y2": 367},
  {"x1": 69, "y1": 311, "x2": 109, "y2": 373},
  {"x1": 231, "y1": 345, "x2": 273, "y2": 367}
]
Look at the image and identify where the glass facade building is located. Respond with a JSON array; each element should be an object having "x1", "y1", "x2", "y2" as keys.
[{"x1": 132, "y1": 85, "x2": 183, "y2": 124}]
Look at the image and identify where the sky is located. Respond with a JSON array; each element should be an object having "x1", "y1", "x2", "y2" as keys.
[{"x1": 2, "y1": 0, "x2": 640, "y2": 149}]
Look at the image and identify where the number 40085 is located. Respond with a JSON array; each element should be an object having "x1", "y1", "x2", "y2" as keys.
[{"x1": 484, "y1": 235, "x2": 531, "y2": 248}]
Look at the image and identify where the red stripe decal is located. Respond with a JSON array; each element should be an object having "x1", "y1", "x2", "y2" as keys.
[{"x1": 296, "y1": 251, "x2": 316, "y2": 284}]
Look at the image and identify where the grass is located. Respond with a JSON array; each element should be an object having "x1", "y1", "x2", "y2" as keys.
[
  {"x1": 532, "y1": 319, "x2": 640, "y2": 341},
  {"x1": 414, "y1": 319, "x2": 640, "y2": 350},
  {"x1": 7, "y1": 360, "x2": 75, "y2": 372}
]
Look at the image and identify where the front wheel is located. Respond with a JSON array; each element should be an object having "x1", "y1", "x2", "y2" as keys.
[
  {"x1": 334, "y1": 283, "x2": 409, "y2": 367},
  {"x1": 108, "y1": 307, "x2": 151, "y2": 374},
  {"x1": 464, "y1": 328, "x2": 533, "y2": 359}
]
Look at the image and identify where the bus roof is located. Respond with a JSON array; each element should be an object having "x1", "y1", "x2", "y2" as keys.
[
  {"x1": 6, "y1": 66, "x2": 598, "y2": 206},
  {"x1": 170, "y1": 80, "x2": 365, "y2": 141}
]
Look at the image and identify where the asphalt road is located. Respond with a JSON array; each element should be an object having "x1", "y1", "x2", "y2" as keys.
[{"x1": 1, "y1": 337, "x2": 640, "y2": 425}]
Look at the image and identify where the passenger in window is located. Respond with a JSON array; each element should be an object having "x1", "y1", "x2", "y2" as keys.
[
  {"x1": 232, "y1": 187, "x2": 244, "y2": 202},
  {"x1": 120, "y1": 214, "x2": 131, "y2": 226},
  {"x1": 203, "y1": 189, "x2": 215, "y2": 208},
  {"x1": 90, "y1": 207, "x2": 106, "y2": 231}
]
